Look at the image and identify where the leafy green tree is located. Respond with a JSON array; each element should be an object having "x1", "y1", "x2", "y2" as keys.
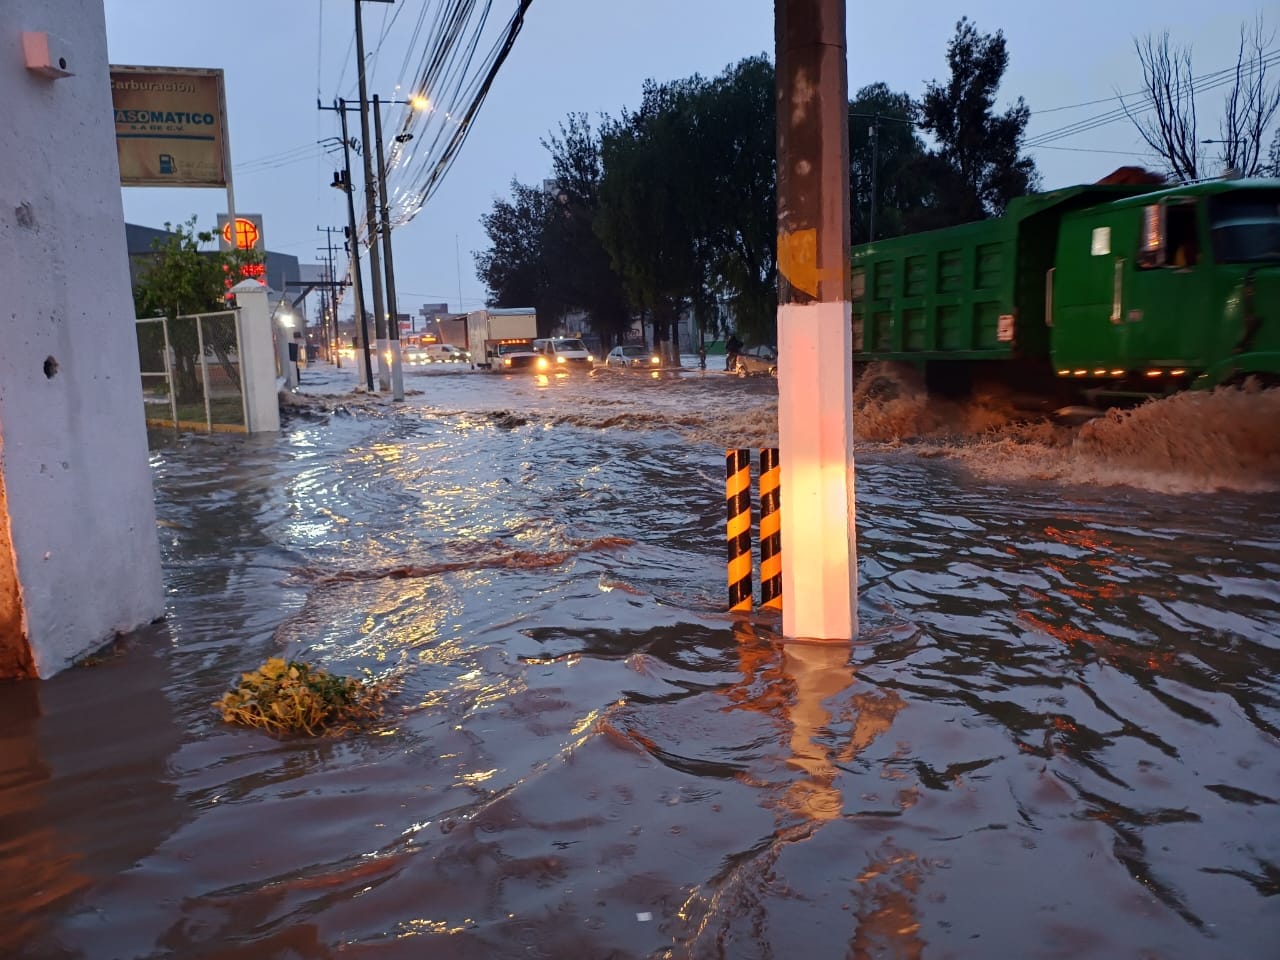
[
  {"x1": 597, "y1": 76, "x2": 705, "y2": 358},
  {"x1": 477, "y1": 58, "x2": 778, "y2": 354},
  {"x1": 541, "y1": 114, "x2": 632, "y2": 345},
  {"x1": 475, "y1": 179, "x2": 557, "y2": 331},
  {"x1": 132, "y1": 217, "x2": 263, "y2": 401},
  {"x1": 918, "y1": 18, "x2": 1039, "y2": 226},
  {"x1": 848, "y1": 82, "x2": 931, "y2": 244},
  {"x1": 686, "y1": 56, "x2": 776, "y2": 346},
  {"x1": 596, "y1": 58, "x2": 778, "y2": 353},
  {"x1": 133, "y1": 216, "x2": 262, "y2": 318}
]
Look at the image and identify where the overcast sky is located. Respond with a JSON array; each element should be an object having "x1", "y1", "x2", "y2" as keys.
[{"x1": 103, "y1": 0, "x2": 1275, "y2": 325}]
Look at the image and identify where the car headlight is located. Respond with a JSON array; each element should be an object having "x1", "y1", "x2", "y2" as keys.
[
  {"x1": 504, "y1": 358, "x2": 512, "y2": 367},
  {"x1": 650, "y1": 355, "x2": 660, "y2": 365},
  {"x1": 587, "y1": 355, "x2": 594, "y2": 362},
  {"x1": 537, "y1": 356, "x2": 549, "y2": 370},
  {"x1": 556, "y1": 355, "x2": 565, "y2": 364}
]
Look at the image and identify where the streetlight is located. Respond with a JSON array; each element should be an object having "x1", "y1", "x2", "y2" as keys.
[{"x1": 272, "y1": 299, "x2": 298, "y2": 389}]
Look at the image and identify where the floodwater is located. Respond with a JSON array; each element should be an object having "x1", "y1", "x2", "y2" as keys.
[{"x1": 3, "y1": 360, "x2": 1278, "y2": 959}]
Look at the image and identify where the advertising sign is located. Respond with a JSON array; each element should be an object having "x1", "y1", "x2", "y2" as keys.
[
  {"x1": 110, "y1": 66, "x2": 228, "y2": 187},
  {"x1": 216, "y1": 214, "x2": 266, "y2": 290},
  {"x1": 216, "y1": 214, "x2": 264, "y2": 252}
]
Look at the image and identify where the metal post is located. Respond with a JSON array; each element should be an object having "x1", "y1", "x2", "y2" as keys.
[
  {"x1": 354, "y1": 0, "x2": 390, "y2": 391},
  {"x1": 338, "y1": 99, "x2": 375, "y2": 391},
  {"x1": 775, "y1": 0, "x2": 857, "y2": 640},
  {"x1": 195, "y1": 317, "x2": 212, "y2": 432},
  {"x1": 218, "y1": 68, "x2": 237, "y2": 279},
  {"x1": 373, "y1": 94, "x2": 405, "y2": 400},
  {"x1": 161, "y1": 317, "x2": 178, "y2": 433}
]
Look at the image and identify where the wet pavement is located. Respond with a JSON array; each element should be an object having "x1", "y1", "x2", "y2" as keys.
[{"x1": 2, "y1": 360, "x2": 1277, "y2": 958}]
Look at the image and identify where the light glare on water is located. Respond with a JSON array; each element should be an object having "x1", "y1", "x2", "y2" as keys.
[{"x1": 1, "y1": 361, "x2": 1276, "y2": 959}]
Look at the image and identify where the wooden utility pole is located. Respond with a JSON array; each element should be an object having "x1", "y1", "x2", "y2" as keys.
[{"x1": 775, "y1": 0, "x2": 857, "y2": 640}]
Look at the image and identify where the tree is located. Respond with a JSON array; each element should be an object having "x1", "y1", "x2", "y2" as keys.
[
  {"x1": 597, "y1": 76, "x2": 707, "y2": 358},
  {"x1": 476, "y1": 117, "x2": 632, "y2": 343},
  {"x1": 477, "y1": 58, "x2": 778, "y2": 354},
  {"x1": 1123, "y1": 17, "x2": 1280, "y2": 182},
  {"x1": 540, "y1": 114, "x2": 632, "y2": 345},
  {"x1": 133, "y1": 216, "x2": 261, "y2": 319},
  {"x1": 683, "y1": 56, "x2": 777, "y2": 346},
  {"x1": 918, "y1": 18, "x2": 1039, "y2": 225},
  {"x1": 132, "y1": 217, "x2": 263, "y2": 401},
  {"x1": 475, "y1": 179, "x2": 556, "y2": 329},
  {"x1": 596, "y1": 58, "x2": 778, "y2": 353},
  {"x1": 1266, "y1": 127, "x2": 1280, "y2": 176}
]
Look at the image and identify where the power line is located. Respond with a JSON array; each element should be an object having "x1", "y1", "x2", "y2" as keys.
[{"x1": 1025, "y1": 49, "x2": 1280, "y2": 147}]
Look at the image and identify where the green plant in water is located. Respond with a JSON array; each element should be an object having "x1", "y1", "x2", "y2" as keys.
[{"x1": 215, "y1": 657, "x2": 387, "y2": 736}]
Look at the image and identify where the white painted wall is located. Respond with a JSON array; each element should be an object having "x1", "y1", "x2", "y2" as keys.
[{"x1": 0, "y1": 0, "x2": 164, "y2": 677}]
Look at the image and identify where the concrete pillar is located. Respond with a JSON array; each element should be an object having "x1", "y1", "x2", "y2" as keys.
[
  {"x1": 775, "y1": 0, "x2": 858, "y2": 640},
  {"x1": 231, "y1": 281, "x2": 282, "y2": 433},
  {"x1": 0, "y1": 0, "x2": 165, "y2": 677}
]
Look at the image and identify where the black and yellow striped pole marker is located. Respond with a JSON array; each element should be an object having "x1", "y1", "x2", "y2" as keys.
[
  {"x1": 759, "y1": 447, "x2": 782, "y2": 609},
  {"x1": 726, "y1": 448, "x2": 753, "y2": 611}
]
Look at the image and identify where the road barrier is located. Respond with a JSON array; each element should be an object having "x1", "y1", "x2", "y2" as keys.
[
  {"x1": 759, "y1": 448, "x2": 782, "y2": 609},
  {"x1": 725, "y1": 449, "x2": 753, "y2": 611},
  {"x1": 724, "y1": 448, "x2": 783, "y2": 612}
]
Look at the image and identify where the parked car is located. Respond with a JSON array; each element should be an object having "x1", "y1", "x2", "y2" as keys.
[
  {"x1": 604, "y1": 344, "x2": 661, "y2": 369},
  {"x1": 733, "y1": 343, "x2": 777, "y2": 376}
]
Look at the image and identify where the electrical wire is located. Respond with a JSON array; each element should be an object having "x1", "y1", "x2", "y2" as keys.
[{"x1": 1025, "y1": 50, "x2": 1279, "y2": 147}]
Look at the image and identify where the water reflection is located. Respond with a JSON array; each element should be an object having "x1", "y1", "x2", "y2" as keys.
[
  {"x1": 3, "y1": 368, "x2": 1277, "y2": 959},
  {"x1": 0, "y1": 630, "x2": 186, "y2": 958}
]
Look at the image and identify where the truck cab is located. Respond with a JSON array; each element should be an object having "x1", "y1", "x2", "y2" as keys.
[
  {"x1": 1052, "y1": 179, "x2": 1280, "y2": 393},
  {"x1": 486, "y1": 338, "x2": 538, "y2": 371}
]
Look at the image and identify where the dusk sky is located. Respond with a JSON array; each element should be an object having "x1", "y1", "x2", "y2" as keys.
[{"x1": 102, "y1": 0, "x2": 1275, "y2": 326}]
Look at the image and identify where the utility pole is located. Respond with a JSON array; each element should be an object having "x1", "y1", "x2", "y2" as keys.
[
  {"x1": 317, "y1": 227, "x2": 342, "y2": 366},
  {"x1": 336, "y1": 98, "x2": 374, "y2": 391},
  {"x1": 775, "y1": 0, "x2": 857, "y2": 641},
  {"x1": 868, "y1": 114, "x2": 880, "y2": 243},
  {"x1": 324, "y1": 227, "x2": 340, "y2": 365},
  {"x1": 354, "y1": 0, "x2": 390, "y2": 392},
  {"x1": 315, "y1": 253, "x2": 331, "y2": 364},
  {"x1": 372, "y1": 94, "x2": 405, "y2": 400}
]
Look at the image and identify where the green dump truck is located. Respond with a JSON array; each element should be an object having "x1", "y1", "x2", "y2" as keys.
[{"x1": 850, "y1": 177, "x2": 1280, "y2": 405}]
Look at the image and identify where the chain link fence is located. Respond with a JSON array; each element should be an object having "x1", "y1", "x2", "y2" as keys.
[{"x1": 136, "y1": 310, "x2": 248, "y2": 433}]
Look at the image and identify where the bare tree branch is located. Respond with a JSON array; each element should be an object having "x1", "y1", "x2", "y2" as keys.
[
  {"x1": 1131, "y1": 17, "x2": 1280, "y2": 180},
  {"x1": 1122, "y1": 33, "x2": 1200, "y2": 182}
]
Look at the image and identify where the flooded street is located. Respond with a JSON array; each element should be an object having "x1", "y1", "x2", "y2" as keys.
[{"x1": 3, "y1": 361, "x2": 1278, "y2": 959}]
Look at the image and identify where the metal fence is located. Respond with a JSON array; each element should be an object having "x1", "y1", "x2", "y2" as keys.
[{"x1": 136, "y1": 310, "x2": 248, "y2": 433}]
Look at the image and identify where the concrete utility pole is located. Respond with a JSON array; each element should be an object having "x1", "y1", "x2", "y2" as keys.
[
  {"x1": 775, "y1": 0, "x2": 857, "y2": 640},
  {"x1": 337, "y1": 99, "x2": 375, "y2": 391},
  {"x1": 372, "y1": 94, "x2": 405, "y2": 401},
  {"x1": 354, "y1": 0, "x2": 391, "y2": 392}
]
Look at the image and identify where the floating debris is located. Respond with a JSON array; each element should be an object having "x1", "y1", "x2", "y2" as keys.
[{"x1": 214, "y1": 657, "x2": 388, "y2": 736}]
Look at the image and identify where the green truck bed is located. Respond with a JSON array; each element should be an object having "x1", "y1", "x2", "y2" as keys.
[{"x1": 850, "y1": 185, "x2": 1157, "y2": 367}]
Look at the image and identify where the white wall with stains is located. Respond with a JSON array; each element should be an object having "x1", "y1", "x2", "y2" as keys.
[{"x1": 0, "y1": 0, "x2": 164, "y2": 677}]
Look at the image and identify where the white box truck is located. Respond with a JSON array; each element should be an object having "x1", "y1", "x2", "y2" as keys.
[{"x1": 466, "y1": 308, "x2": 538, "y2": 369}]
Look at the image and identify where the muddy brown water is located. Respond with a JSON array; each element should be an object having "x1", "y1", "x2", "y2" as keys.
[{"x1": 2, "y1": 362, "x2": 1277, "y2": 958}]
